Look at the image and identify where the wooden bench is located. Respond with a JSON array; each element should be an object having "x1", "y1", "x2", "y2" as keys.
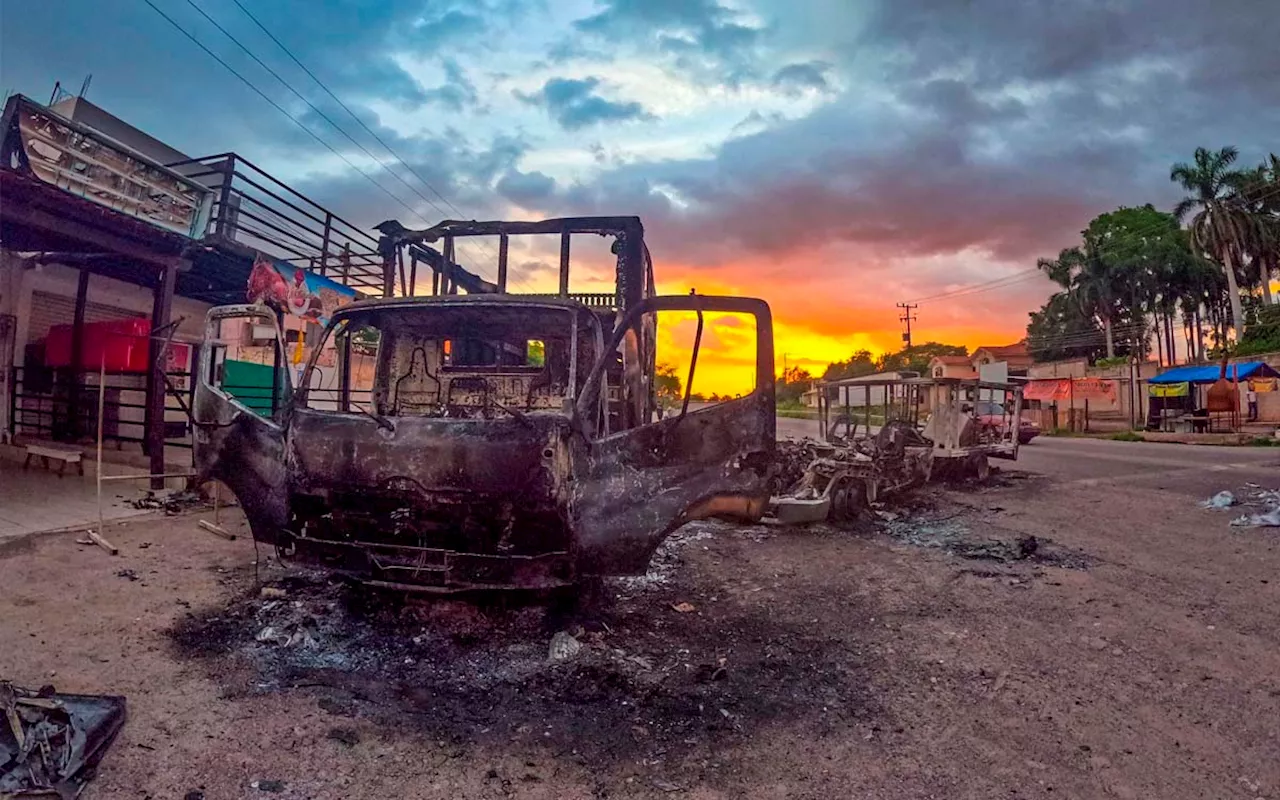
[{"x1": 23, "y1": 442, "x2": 85, "y2": 477}]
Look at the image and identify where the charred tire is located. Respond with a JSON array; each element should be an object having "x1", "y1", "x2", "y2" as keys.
[
  {"x1": 830, "y1": 478, "x2": 852, "y2": 521},
  {"x1": 969, "y1": 454, "x2": 991, "y2": 482},
  {"x1": 829, "y1": 477, "x2": 868, "y2": 522}
]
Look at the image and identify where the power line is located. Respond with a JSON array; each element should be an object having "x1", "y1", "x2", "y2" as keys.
[
  {"x1": 907, "y1": 269, "x2": 1045, "y2": 304},
  {"x1": 226, "y1": 0, "x2": 473, "y2": 224},
  {"x1": 139, "y1": 0, "x2": 434, "y2": 231},
  {"x1": 173, "y1": 0, "x2": 500, "y2": 275},
  {"x1": 220, "y1": 0, "x2": 524, "y2": 284},
  {"x1": 909, "y1": 182, "x2": 1280, "y2": 307}
]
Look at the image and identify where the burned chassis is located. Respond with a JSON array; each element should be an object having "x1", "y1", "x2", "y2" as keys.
[
  {"x1": 772, "y1": 377, "x2": 1024, "y2": 523},
  {"x1": 193, "y1": 220, "x2": 776, "y2": 594}
]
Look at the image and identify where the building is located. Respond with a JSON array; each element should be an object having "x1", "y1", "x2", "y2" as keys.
[
  {"x1": 970, "y1": 342, "x2": 1033, "y2": 377},
  {"x1": 0, "y1": 92, "x2": 391, "y2": 480},
  {"x1": 927, "y1": 355, "x2": 976, "y2": 379},
  {"x1": 926, "y1": 342, "x2": 1032, "y2": 381}
]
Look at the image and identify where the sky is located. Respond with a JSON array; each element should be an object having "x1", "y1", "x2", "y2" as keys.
[{"x1": 2, "y1": 0, "x2": 1278, "y2": 395}]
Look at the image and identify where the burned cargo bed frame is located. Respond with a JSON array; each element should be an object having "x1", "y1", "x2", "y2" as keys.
[
  {"x1": 771, "y1": 376, "x2": 1024, "y2": 523},
  {"x1": 194, "y1": 217, "x2": 776, "y2": 593}
]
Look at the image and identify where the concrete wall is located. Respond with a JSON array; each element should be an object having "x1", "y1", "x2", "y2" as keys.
[{"x1": 1028, "y1": 358, "x2": 1088, "y2": 379}]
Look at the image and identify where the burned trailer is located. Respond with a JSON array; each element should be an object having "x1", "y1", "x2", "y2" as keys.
[
  {"x1": 771, "y1": 376, "x2": 1024, "y2": 523},
  {"x1": 193, "y1": 217, "x2": 776, "y2": 593}
]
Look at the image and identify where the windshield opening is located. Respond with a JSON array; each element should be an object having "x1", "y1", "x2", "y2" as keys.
[{"x1": 298, "y1": 304, "x2": 601, "y2": 419}]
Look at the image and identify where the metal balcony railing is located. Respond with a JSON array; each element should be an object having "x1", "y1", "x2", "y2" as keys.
[{"x1": 165, "y1": 153, "x2": 386, "y2": 294}]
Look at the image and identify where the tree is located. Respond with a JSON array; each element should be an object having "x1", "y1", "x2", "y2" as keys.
[
  {"x1": 654, "y1": 362, "x2": 682, "y2": 410},
  {"x1": 1237, "y1": 154, "x2": 1280, "y2": 308},
  {"x1": 1172, "y1": 146, "x2": 1254, "y2": 335},
  {"x1": 822, "y1": 349, "x2": 878, "y2": 381},
  {"x1": 878, "y1": 342, "x2": 966, "y2": 375},
  {"x1": 1086, "y1": 205, "x2": 1202, "y2": 364},
  {"x1": 1027, "y1": 292, "x2": 1106, "y2": 362},
  {"x1": 1037, "y1": 236, "x2": 1122, "y2": 358},
  {"x1": 776, "y1": 366, "x2": 813, "y2": 405}
]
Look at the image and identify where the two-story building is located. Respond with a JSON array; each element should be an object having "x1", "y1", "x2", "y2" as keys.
[{"x1": 0, "y1": 91, "x2": 392, "y2": 481}]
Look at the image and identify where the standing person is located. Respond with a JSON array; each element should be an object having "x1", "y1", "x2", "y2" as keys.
[{"x1": 1247, "y1": 384, "x2": 1259, "y2": 421}]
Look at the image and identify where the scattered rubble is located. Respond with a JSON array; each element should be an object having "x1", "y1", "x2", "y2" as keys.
[
  {"x1": 1231, "y1": 508, "x2": 1280, "y2": 528},
  {"x1": 130, "y1": 489, "x2": 207, "y2": 515},
  {"x1": 609, "y1": 522, "x2": 718, "y2": 595},
  {"x1": 1202, "y1": 485, "x2": 1280, "y2": 528},
  {"x1": 0, "y1": 681, "x2": 126, "y2": 796},
  {"x1": 168, "y1": 565, "x2": 879, "y2": 772},
  {"x1": 882, "y1": 513, "x2": 1090, "y2": 569}
]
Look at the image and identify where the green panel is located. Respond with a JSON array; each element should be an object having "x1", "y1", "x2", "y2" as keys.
[{"x1": 222, "y1": 359, "x2": 279, "y2": 415}]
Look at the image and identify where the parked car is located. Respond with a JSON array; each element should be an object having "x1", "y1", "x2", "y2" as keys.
[{"x1": 973, "y1": 400, "x2": 1039, "y2": 444}]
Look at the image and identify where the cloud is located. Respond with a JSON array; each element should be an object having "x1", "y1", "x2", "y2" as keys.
[
  {"x1": 770, "y1": 61, "x2": 832, "y2": 95},
  {"x1": 419, "y1": 59, "x2": 480, "y2": 112},
  {"x1": 496, "y1": 169, "x2": 557, "y2": 207},
  {"x1": 573, "y1": 0, "x2": 765, "y2": 83},
  {"x1": 4, "y1": 0, "x2": 1279, "y2": 387},
  {"x1": 412, "y1": 9, "x2": 487, "y2": 50},
  {"x1": 517, "y1": 77, "x2": 655, "y2": 130}
]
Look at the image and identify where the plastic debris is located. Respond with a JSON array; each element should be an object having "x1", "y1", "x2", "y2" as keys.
[
  {"x1": 1230, "y1": 507, "x2": 1280, "y2": 527},
  {"x1": 547, "y1": 631, "x2": 583, "y2": 662},
  {"x1": 1200, "y1": 491, "x2": 1237, "y2": 509}
]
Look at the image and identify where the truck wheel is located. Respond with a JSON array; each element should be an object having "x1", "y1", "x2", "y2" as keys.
[{"x1": 970, "y1": 454, "x2": 991, "y2": 482}]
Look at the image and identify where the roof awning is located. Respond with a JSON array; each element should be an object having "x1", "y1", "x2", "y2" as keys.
[{"x1": 1149, "y1": 362, "x2": 1279, "y2": 384}]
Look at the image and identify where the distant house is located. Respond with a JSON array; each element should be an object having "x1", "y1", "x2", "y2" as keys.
[
  {"x1": 800, "y1": 383, "x2": 820, "y2": 408},
  {"x1": 927, "y1": 341, "x2": 1032, "y2": 380},
  {"x1": 971, "y1": 342, "x2": 1033, "y2": 377},
  {"x1": 927, "y1": 355, "x2": 977, "y2": 379}
]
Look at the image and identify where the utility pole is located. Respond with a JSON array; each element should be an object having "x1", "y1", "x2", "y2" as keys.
[{"x1": 896, "y1": 303, "x2": 917, "y2": 350}]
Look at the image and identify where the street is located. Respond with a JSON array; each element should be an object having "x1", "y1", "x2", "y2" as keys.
[{"x1": 1, "y1": 430, "x2": 1278, "y2": 798}]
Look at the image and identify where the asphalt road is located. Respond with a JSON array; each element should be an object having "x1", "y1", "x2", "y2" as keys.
[
  {"x1": 775, "y1": 413, "x2": 1279, "y2": 494},
  {"x1": 1010, "y1": 434, "x2": 1279, "y2": 494}
]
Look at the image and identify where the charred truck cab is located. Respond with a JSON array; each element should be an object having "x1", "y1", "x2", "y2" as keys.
[{"x1": 193, "y1": 217, "x2": 775, "y2": 592}]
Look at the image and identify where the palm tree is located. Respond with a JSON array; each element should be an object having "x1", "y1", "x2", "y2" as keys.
[
  {"x1": 1037, "y1": 234, "x2": 1119, "y2": 358},
  {"x1": 1171, "y1": 146, "x2": 1255, "y2": 335},
  {"x1": 1239, "y1": 155, "x2": 1280, "y2": 306}
]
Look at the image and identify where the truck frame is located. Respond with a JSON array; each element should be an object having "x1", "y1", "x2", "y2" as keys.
[
  {"x1": 192, "y1": 217, "x2": 776, "y2": 593},
  {"x1": 771, "y1": 376, "x2": 1024, "y2": 523}
]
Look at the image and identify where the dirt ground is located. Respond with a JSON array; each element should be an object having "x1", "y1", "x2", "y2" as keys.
[{"x1": 2, "y1": 466, "x2": 1279, "y2": 799}]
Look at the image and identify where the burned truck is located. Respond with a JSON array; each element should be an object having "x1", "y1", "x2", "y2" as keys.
[{"x1": 193, "y1": 217, "x2": 775, "y2": 593}]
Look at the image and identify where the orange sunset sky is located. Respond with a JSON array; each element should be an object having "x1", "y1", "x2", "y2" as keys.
[{"x1": 8, "y1": 0, "x2": 1270, "y2": 400}]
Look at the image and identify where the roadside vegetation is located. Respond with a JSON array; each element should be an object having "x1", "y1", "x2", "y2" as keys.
[{"x1": 1027, "y1": 148, "x2": 1280, "y2": 366}]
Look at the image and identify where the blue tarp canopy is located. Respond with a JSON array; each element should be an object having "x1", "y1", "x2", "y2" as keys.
[{"x1": 1149, "y1": 361, "x2": 1279, "y2": 384}]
